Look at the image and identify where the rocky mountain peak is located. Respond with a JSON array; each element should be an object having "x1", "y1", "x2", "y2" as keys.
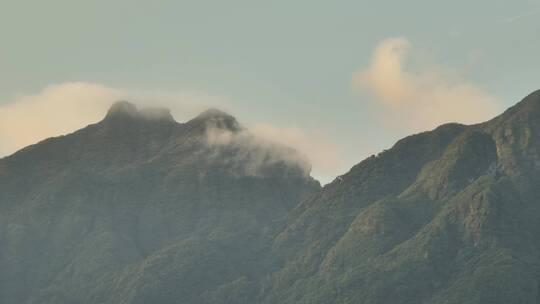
[
  {"x1": 105, "y1": 100, "x2": 138, "y2": 119},
  {"x1": 190, "y1": 108, "x2": 242, "y2": 133},
  {"x1": 104, "y1": 101, "x2": 176, "y2": 123}
]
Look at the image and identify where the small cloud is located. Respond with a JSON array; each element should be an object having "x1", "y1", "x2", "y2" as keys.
[{"x1": 353, "y1": 37, "x2": 502, "y2": 132}]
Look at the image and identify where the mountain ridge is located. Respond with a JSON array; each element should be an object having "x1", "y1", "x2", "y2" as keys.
[
  {"x1": 259, "y1": 89, "x2": 540, "y2": 304},
  {"x1": 2, "y1": 91, "x2": 540, "y2": 303},
  {"x1": 0, "y1": 102, "x2": 320, "y2": 304}
]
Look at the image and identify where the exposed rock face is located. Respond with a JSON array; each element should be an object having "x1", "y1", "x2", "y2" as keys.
[{"x1": 4, "y1": 90, "x2": 540, "y2": 304}]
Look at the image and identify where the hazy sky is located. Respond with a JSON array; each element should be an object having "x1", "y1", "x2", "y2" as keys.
[{"x1": 1, "y1": 0, "x2": 539, "y2": 183}]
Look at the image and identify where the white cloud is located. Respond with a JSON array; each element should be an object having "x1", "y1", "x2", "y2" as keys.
[
  {"x1": 0, "y1": 82, "x2": 344, "y2": 183},
  {"x1": 353, "y1": 37, "x2": 502, "y2": 132},
  {"x1": 0, "y1": 83, "x2": 117, "y2": 156},
  {"x1": 204, "y1": 122, "x2": 312, "y2": 178},
  {"x1": 201, "y1": 117, "x2": 345, "y2": 182},
  {"x1": 0, "y1": 82, "x2": 221, "y2": 157},
  {"x1": 248, "y1": 123, "x2": 345, "y2": 181}
]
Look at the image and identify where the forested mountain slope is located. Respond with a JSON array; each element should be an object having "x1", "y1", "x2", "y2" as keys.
[
  {"x1": 3, "y1": 91, "x2": 540, "y2": 304},
  {"x1": 0, "y1": 101, "x2": 319, "y2": 304}
]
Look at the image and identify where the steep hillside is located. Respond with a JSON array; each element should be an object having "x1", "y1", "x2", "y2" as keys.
[
  {"x1": 259, "y1": 90, "x2": 540, "y2": 304},
  {"x1": 0, "y1": 101, "x2": 320, "y2": 304},
  {"x1": 3, "y1": 90, "x2": 540, "y2": 304}
]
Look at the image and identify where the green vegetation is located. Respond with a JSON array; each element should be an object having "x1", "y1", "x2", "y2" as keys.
[{"x1": 2, "y1": 90, "x2": 540, "y2": 303}]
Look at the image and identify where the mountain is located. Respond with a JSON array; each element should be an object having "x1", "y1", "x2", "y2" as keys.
[
  {"x1": 260, "y1": 89, "x2": 540, "y2": 304},
  {"x1": 3, "y1": 90, "x2": 540, "y2": 304},
  {"x1": 0, "y1": 101, "x2": 320, "y2": 304}
]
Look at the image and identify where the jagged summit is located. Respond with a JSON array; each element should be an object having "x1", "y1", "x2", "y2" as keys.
[
  {"x1": 0, "y1": 97, "x2": 320, "y2": 304},
  {"x1": 190, "y1": 107, "x2": 242, "y2": 132},
  {"x1": 139, "y1": 107, "x2": 175, "y2": 122},
  {"x1": 104, "y1": 101, "x2": 175, "y2": 123},
  {"x1": 196, "y1": 108, "x2": 233, "y2": 119},
  {"x1": 105, "y1": 100, "x2": 138, "y2": 118}
]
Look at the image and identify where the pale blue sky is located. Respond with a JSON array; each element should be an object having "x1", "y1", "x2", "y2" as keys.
[{"x1": 1, "y1": 0, "x2": 539, "y2": 182}]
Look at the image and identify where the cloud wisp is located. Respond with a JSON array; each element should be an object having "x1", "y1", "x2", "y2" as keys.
[
  {"x1": 353, "y1": 37, "x2": 502, "y2": 132},
  {"x1": 204, "y1": 121, "x2": 312, "y2": 178},
  {"x1": 0, "y1": 82, "x2": 344, "y2": 183},
  {"x1": 248, "y1": 123, "x2": 345, "y2": 180},
  {"x1": 203, "y1": 120, "x2": 344, "y2": 181}
]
